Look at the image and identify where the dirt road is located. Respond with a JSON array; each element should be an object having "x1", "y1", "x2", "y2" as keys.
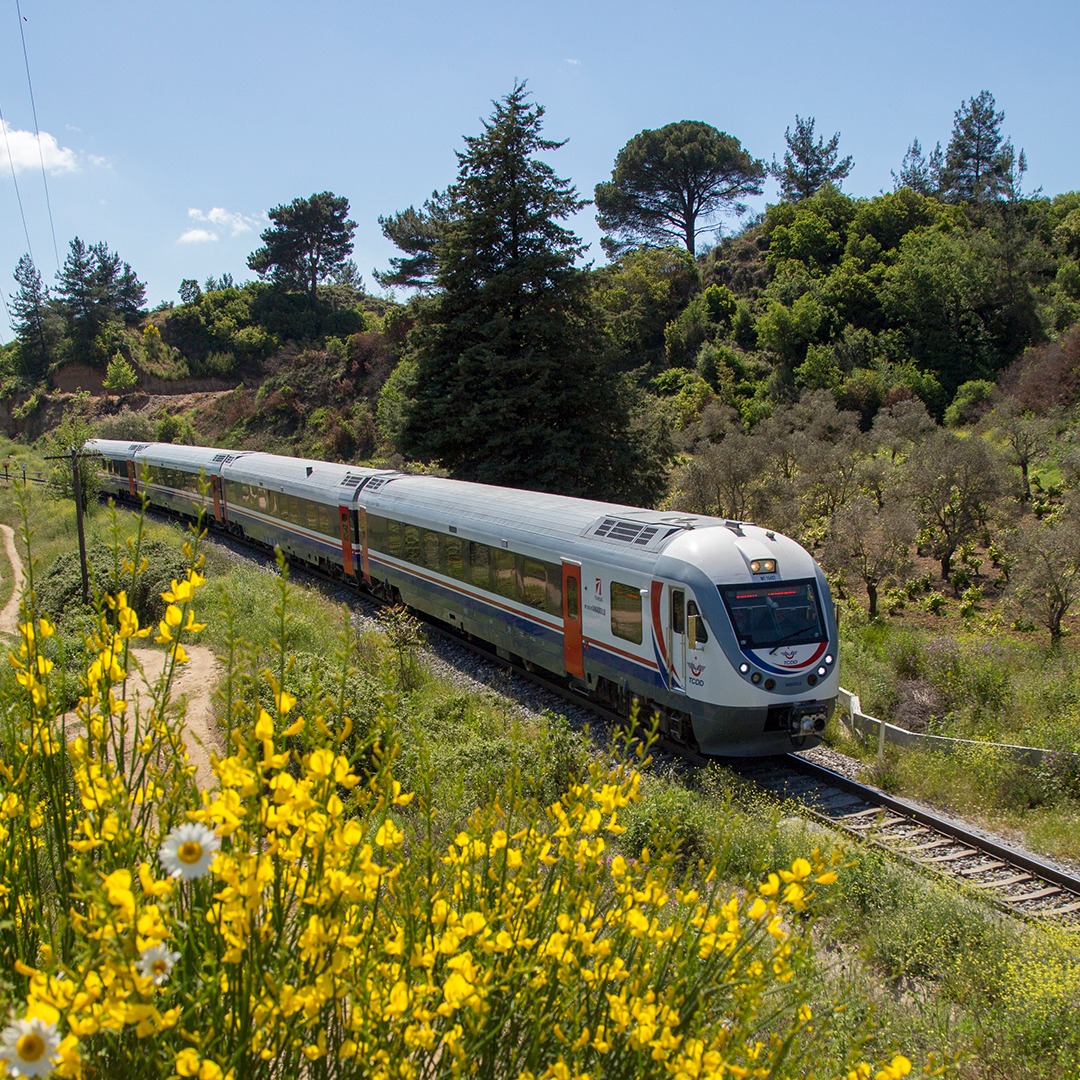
[{"x1": 0, "y1": 522, "x2": 224, "y2": 789}]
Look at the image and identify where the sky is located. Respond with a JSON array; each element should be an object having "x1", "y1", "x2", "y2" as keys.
[{"x1": 2, "y1": 0, "x2": 1078, "y2": 343}]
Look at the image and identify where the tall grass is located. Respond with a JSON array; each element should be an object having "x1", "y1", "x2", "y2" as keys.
[{"x1": 0, "y1": 499, "x2": 913, "y2": 1079}]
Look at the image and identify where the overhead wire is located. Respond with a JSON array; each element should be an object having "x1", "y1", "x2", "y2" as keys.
[{"x1": 15, "y1": 0, "x2": 61, "y2": 272}]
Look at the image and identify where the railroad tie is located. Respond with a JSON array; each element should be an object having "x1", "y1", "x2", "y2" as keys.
[
  {"x1": 922, "y1": 848, "x2": 977, "y2": 864},
  {"x1": 956, "y1": 860, "x2": 1007, "y2": 876},
  {"x1": 1006, "y1": 885, "x2": 1062, "y2": 903},
  {"x1": 972, "y1": 872, "x2": 1032, "y2": 889}
]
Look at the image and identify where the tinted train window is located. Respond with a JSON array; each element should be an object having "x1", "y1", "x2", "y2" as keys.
[
  {"x1": 687, "y1": 600, "x2": 709, "y2": 645},
  {"x1": 403, "y1": 525, "x2": 421, "y2": 565},
  {"x1": 610, "y1": 581, "x2": 643, "y2": 645},
  {"x1": 468, "y1": 542, "x2": 491, "y2": 590},
  {"x1": 445, "y1": 536, "x2": 464, "y2": 579},
  {"x1": 719, "y1": 580, "x2": 824, "y2": 650},
  {"x1": 422, "y1": 530, "x2": 441, "y2": 571},
  {"x1": 521, "y1": 557, "x2": 548, "y2": 611},
  {"x1": 492, "y1": 548, "x2": 517, "y2": 601}
]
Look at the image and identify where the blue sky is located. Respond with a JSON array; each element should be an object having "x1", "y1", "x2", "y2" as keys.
[{"x1": 2, "y1": 0, "x2": 1078, "y2": 343}]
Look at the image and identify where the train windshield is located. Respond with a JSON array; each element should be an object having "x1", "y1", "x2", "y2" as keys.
[{"x1": 718, "y1": 580, "x2": 825, "y2": 651}]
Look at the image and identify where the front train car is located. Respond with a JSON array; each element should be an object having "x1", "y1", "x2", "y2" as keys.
[{"x1": 646, "y1": 520, "x2": 839, "y2": 756}]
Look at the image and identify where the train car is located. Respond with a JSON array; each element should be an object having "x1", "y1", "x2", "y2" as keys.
[{"x1": 86, "y1": 438, "x2": 838, "y2": 756}]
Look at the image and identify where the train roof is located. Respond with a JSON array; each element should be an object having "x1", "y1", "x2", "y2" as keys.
[{"x1": 85, "y1": 439, "x2": 812, "y2": 579}]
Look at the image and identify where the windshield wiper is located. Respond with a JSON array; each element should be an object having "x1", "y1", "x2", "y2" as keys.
[{"x1": 768, "y1": 631, "x2": 816, "y2": 654}]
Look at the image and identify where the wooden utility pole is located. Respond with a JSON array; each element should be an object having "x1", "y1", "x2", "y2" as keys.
[{"x1": 45, "y1": 446, "x2": 98, "y2": 605}]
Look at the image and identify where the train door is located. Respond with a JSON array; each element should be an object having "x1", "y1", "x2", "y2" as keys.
[
  {"x1": 210, "y1": 475, "x2": 223, "y2": 522},
  {"x1": 339, "y1": 506, "x2": 355, "y2": 578},
  {"x1": 126, "y1": 460, "x2": 137, "y2": 498},
  {"x1": 561, "y1": 561, "x2": 584, "y2": 679},
  {"x1": 358, "y1": 506, "x2": 371, "y2": 584},
  {"x1": 670, "y1": 588, "x2": 687, "y2": 692}
]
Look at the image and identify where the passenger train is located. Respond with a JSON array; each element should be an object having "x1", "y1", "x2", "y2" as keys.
[{"x1": 86, "y1": 438, "x2": 839, "y2": 756}]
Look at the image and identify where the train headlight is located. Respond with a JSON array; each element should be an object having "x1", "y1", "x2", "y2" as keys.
[
  {"x1": 817, "y1": 666, "x2": 828, "y2": 677},
  {"x1": 750, "y1": 559, "x2": 777, "y2": 574},
  {"x1": 764, "y1": 678, "x2": 775, "y2": 691},
  {"x1": 825, "y1": 654, "x2": 834, "y2": 665},
  {"x1": 751, "y1": 672, "x2": 762, "y2": 685},
  {"x1": 807, "y1": 674, "x2": 817, "y2": 686},
  {"x1": 739, "y1": 662, "x2": 750, "y2": 674}
]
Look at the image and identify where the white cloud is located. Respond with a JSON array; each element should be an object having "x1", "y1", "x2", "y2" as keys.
[
  {"x1": 564, "y1": 58, "x2": 581, "y2": 66},
  {"x1": 178, "y1": 228, "x2": 218, "y2": 244},
  {"x1": 186, "y1": 206, "x2": 259, "y2": 237},
  {"x1": 0, "y1": 120, "x2": 78, "y2": 175}
]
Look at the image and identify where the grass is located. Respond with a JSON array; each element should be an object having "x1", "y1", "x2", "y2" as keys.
[{"x1": 3, "y1": 461, "x2": 1080, "y2": 1074}]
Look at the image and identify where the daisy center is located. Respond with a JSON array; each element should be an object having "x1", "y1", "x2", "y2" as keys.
[
  {"x1": 152, "y1": 960, "x2": 168, "y2": 975},
  {"x1": 16, "y1": 1033, "x2": 46, "y2": 1062},
  {"x1": 177, "y1": 840, "x2": 204, "y2": 864}
]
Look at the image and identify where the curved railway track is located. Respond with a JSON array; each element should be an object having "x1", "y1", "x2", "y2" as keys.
[
  {"x1": 191, "y1": 521, "x2": 1080, "y2": 933},
  {"x1": 734, "y1": 754, "x2": 1080, "y2": 931}
]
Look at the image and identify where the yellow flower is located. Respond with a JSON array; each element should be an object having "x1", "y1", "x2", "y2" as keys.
[
  {"x1": 875, "y1": 1056, "x2": 912, "y2": 1080},
  {"x1": 376, "y1": 817, "x2": 403, "y2": 849}
]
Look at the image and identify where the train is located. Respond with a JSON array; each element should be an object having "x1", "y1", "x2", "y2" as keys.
[{"x1": 85, "y1": 438, "x2": 839, "y2": 756}]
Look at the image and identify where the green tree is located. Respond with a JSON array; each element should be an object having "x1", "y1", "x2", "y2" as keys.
[
  {"x1": 247, "y1": 192, "x2": 357, "y2": 310},
  {"x1": 375, "y1": 189, "x2": 451, "y2": 291},
  {"x1": 906, "y1": 428, "x2": 1007, "y2": 580},
  {"x1": 590, "y1": 246, "x2": 699, "y2": 371},
  {"x1": 400, "y1": 83, "x2": 668, "y2": 500},
  {"x1": 940, "y1": 90, "x2": 1014, "y2": 204},
  {"x1": 594, "y1": 121, "x2": 765, "y2": 255},
  {"x1": 823, "y1": 494, "x2": 915, "y2": 617},
  {"x1": 771, "y1": 115, "x2": 853, "y2": 202},
  {"x1": 9, "y1": 254, "x2": 60, "y2": 382},
  {"x1": 892, "y1": 138, "x2": 943, "y2": 196},
  {"x1": 880, "y1": 226, "x2": 999, "y2": 400},
  {"x1": 103, "y1": 350, "x2": 138, "y2": 395},
  {"x1": 55, "y1": 237, "x2": 146, "y2": 363},
  {"x1": 1006, "y1": 498, "x2": 1080, "y2": 646}
]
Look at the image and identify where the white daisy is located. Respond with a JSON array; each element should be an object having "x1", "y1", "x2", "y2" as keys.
[
  {"x1": 0, "y1": 1016, "x2": 61, "y2": 1078},
  {"x1": 158, "y1": 822, "x2": 220, "y2": 881},
  {"x1": 136, "y1": 943, "x2": 181, "y2": 985}
]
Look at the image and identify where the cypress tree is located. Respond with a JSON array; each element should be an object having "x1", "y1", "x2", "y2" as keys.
[{"x1": 400, "y1": 82, "x2": 665, "y2": 500}]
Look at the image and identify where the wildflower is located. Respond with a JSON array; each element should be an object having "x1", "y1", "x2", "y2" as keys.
[
  {"x1": 159, "y1": 822, "x2": 220, "y2": 881},
  {"x1": 136, "y1": 944, "x2": 181, "y2": 985},
  {"x1": 0, "y1": 1016, "x2": 61, "y2": 1077}
]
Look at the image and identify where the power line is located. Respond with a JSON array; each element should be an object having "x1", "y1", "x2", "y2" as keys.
[
  {"x1": 0, "y1": 98, "x2": 37, "y2": 268},
  {"x1": 15, "y1": 0, "x2": 61, "y2": 273}
]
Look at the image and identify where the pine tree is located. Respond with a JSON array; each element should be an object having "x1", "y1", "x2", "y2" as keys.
[
  {"x1": 940, "y1": 90, "x2": 1014, "y2": 204},
  {"x1": 400, "y1": 82, "x2": 667, "y2": 500},
  {"x1": 9, "y1": 254, "x2": 58, "y2": 382},
  {"x1": 892, "y1": 138, "x2": 942, "y2": 196},
  {"x1": 771, "y1": 115, "x2": 853, "y2": 202}
]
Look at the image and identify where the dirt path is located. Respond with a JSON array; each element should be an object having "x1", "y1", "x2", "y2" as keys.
[
  {"x1": 0, "y1": 523, "x2": 26, "y2": 637},
  {"x1": 0, "y1": 523, "x2": 224, "y2": 790}
]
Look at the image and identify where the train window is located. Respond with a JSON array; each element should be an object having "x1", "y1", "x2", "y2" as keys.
[
  {"x1": 521, "y1": 557, "x2": 548, "y2": 611},
  {"x1": 565, "y1": 574, "x2": 579, "y2": 620},
  {"x1": 367, "y1": 514, "x2": 387, "y2": 553},
  {"x1": 671, "y1": 589, "x2": 685, "y2": 635},
  {"x1": 317, "y1": 504, "x2": 332, "y2": 536},
  {"x1": 385, "y1": 519, "x2": 402, "y2": 557},
  {"x1": 493, "y1": 548, "x2": 518, "y2": 601},
  {"x1": 468, "y1": 542, "x2": 491, "y2": 590},
  {"x1": 422, "y1": 530, "x2": 440, "y2": 571},
  {"x1": 610, "y1": 581, "x2": 643, "y2": 644},
  {"x1": 687, "y1": 600, "x2": 709, "y2": 645},
  {"x1": 718, "y1": 580, "x2": 824, "y2": 650},
  {"x1": 445, "y1": 536, "x2": 464, "y2": 580},
  {"x1": 403, "y1": 525, "x2": 421, "y2": 565}
]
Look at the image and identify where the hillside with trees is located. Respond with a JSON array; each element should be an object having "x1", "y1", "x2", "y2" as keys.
[{"x1": 2, "y1": 84, "x2": 1079, "y2": 636}]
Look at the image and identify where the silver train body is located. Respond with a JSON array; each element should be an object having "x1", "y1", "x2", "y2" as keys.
[{"x1": 86, "y1": 438, "x2": 839, "y2": 756}]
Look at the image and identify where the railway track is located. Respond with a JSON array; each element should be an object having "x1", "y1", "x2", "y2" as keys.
[
  {"x1": 735, "y1": 754, "x2": 1080, "y2": 931},
  {"x1": 200, "y1": 524, "x2": 1080, "y2": 933}
]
